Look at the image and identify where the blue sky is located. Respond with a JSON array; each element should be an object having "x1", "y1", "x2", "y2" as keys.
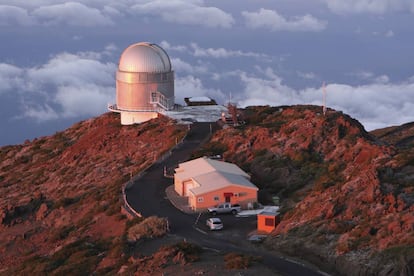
[{"x1": 1, "y1": 0, "x2": 414, "y2": 145}]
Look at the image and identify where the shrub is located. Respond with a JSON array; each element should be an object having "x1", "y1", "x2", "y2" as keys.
[
  {"x1": 224, "y1": 252, "x2": 257, "y2": 270},
  {"x1": 378, "y1": 245, "x2": 414, "y2": 260},
  {"x1": 174, "y1": 241, "x2": 202, "y2": 262},
  {"x1": 46, "y1": 238, "x2": 107, "y2": 274},
  {"x1": 2, "y1": 196, "x2": 46, "y2": 226},
  {"x1": 50, "y1": 226, "x2": 75, "y2": 242},
  {"x1": 253, "y1": 149, "x2": 267, "y2": 157},
  {"x1": 116, "y1": 214, "x2": 127, "y2": 221},
  {"x1": 192, "y1": 141, "x2": 228, "y2": 158},
  {"x1": 53, "y1": 196, "x2": 81, "y2": 209},
  {"x1": 125, "y1": 217, "x2": 145, "y2": 229},
  {"x1": 160, "y1": 241, "x2": 202, "y2": 264},
  {"x1": 17, "y1": 255, "x2": 48, "y2": 275},
  {"x1": 105, "y1": 203, "x2": 120, "y2": 216},
  {"x1": 16, "y1": 238, "x2": 108, "y2": 275},
  {"x1": 127, "y1": 216, "x2": 168, "y2": 242}
]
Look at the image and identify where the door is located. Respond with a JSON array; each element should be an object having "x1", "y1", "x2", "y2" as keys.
[{"x1": 223, "y1": 192, "x2": 233, "y2": 202}]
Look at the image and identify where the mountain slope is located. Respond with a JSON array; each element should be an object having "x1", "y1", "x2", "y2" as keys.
[
  {"x1": 196, "y1": 105, "x2": 414, "y2": 275},
  {"x1": 2, "y1": 106, "x2": 413, "y2": 275},
  {"x1": 0, "y1": 113, "x2": 186, "y2": 274},
  {"x1": 371, "y1": 122, "x2": 414, "y2": 148}
]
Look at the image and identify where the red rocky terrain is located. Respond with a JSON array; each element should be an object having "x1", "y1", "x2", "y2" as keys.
[
  {"x1": 0, "y1": 113, "x2": 186, "y2": 274},
  {"x1": 1, "y1": 106, "x2": 413, "y2": 275},
  {"x1": 197, "y1": 105, "x2": 414, "y2": 275}
]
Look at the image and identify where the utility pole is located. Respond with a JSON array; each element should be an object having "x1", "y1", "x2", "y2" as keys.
[{"x1": 322, "y1": 82, "x2": 327, "y2": 116}]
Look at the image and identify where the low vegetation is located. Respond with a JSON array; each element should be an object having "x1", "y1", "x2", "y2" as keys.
[
  {"x1": 0, "y1": 113, "x2": 186, "y2": 274},
  {"x1": 191, "y1": 141, "x2": 228, "y2": 159},
  {"x1": 201, "y1": 105, "x2": 414, "y2": 275},
  {"x1": 2, "y1": 106, "x2": 414, "y2": 275},
  {"x1": 165, "y1": 241, "x2": 202, "y2": 264},
  {"x1": 224, "y1": 252, "x2": 259, "y2": 270},
  {"x1": 127, "y1": 216, "x2": 169, "y2": 242}
]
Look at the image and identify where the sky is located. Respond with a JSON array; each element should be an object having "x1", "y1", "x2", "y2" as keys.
[{"x1": 1, "y1": 0, "x2": 414, "y2": 146}]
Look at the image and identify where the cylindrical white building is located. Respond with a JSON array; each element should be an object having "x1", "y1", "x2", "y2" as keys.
[{"x1": 109, "y1": 42, "x2": 174, "y2": 125}]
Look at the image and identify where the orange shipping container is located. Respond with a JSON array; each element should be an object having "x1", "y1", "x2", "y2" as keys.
[{"x1": 257, "y1": 212, "x2": 279, "y2": 233}]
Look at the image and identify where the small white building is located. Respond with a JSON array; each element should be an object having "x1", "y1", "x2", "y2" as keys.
[{"x1": 174, "y1": 157, "x2": 258, "y2": 210}]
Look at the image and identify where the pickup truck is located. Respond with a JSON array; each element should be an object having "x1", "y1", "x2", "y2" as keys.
[{"x1": 208, "y1": 203, "x2": 241, "y2": 215}]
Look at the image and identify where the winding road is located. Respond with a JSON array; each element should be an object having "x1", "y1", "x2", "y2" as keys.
[{"x1": 125, "y1": 122, "x2": 325, "y2": 276}]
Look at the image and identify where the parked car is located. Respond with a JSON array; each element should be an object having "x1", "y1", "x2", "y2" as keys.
[
  {"x1": 208, "y1": 203, "x2": 241, "y2": 216},
  {"x1": 206, "y1": 217, "x2": 223, "y2": 230}
]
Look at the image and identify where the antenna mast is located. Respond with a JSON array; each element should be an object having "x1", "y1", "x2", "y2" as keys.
[{"x1": 322, "y1": 82, "x2": 327, "y2": 116}]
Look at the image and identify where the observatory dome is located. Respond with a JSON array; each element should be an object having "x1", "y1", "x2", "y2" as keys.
[
  {"x1": 118, "y1": 42, "x2": 172, "y2": 73},
  {"x1": 109, "y1": 41, "x2": 175, "y2": 125}
]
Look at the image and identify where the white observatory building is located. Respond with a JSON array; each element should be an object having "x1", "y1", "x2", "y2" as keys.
[{"x1": 108, "y1": 42, "x2": 175, "y2": 125}]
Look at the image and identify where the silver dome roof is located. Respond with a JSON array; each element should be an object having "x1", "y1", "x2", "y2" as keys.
[{"x1": 118, "y1": 42, "x2": 172, "y2": 73}]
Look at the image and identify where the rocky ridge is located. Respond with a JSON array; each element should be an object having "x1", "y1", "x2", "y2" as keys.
[{"x1": 198, "y1": 105, "x2": 414, "y2": 275}]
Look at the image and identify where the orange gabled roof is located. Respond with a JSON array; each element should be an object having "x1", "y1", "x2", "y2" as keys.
[
  {"x1": 175, "y1": 156, "x2": 250, "y2": 181},
  {"x1": 189, "y1": 171, "x2": 258, "y2": 196}
]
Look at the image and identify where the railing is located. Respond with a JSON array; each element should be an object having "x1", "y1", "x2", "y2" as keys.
[
  {"x1": 121, "y1": 181, "x2": 142, "y2": 217},
  {"x1": 150, "y1": 91, "x2": 172, "y2": 111},
  {"x1": 108, "y1": 104, "x2": 161, "y2": 113}
]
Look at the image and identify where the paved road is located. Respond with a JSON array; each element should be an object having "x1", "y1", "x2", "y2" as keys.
[{"x1": 126, "y1": 122, "x2": 325, "y2": 276}]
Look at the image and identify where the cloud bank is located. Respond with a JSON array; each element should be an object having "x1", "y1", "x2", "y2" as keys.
[
  {"x1": 0, "y1": 2, "x2": 113, "y2": 26},
  {"x1": 160, "y1": 41, "x2": 269, "y2": 60},
  {"x1": 32, "y1": 2, "x2": 114, "y2": 26},
  {"x1": 235, "y1": 68, "x2": 414, "y2": 130},
  {"x1": 242, "y1": 8, "x2": 326, "y2": 32},
  {"x1": 131, "y1": 0, "x2": 235, "y2": 28},
  {"x1": 0, "y1": 0, "x2": 234, "y2": 28},
  {"x1": 1, "y1": 46, "x2": 413, "y2": 131},
  {"x1": 0, "y1": 5, "x2": 35, "y2": 26},
  {"x1": 0, "y1": 48, "x2": 116, "y2": 121},
  {"x1": 323, "y1": 0, "x2": 414, "y2": 14},
  {"x1": 2, "y1": 36, "x2": 412, "y2": 131}
]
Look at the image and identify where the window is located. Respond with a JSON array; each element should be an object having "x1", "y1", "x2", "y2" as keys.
[
  {"x1": 238, "y1": 192, "x2": 247, "y2": 197},
  {"x1": 265, "y1": 218, "x2": 275, "y2": 227},
  {"x1": 213, "y1": 196, "x2": 219, "y2": 201},
  {"x1": 197, "y1": 197, "x2": 204, "y2": 203}
]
